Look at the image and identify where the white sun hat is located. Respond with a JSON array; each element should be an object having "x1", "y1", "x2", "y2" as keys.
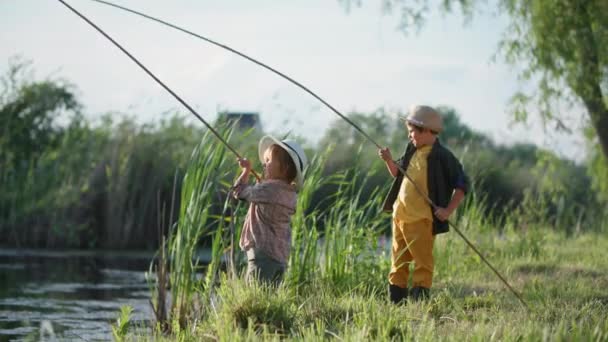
[{"x1": 258, "y1": 135, "x2": 308, "y2": 189}]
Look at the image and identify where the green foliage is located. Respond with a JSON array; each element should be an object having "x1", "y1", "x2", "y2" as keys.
[
  {"x1": 319, "y1": 108, "x2": 397, "y2": 174},
  {"x1": 111, "y1": 305, "x2": 133, "y2": 342},
  {"x1": 0, "y1": 57, "x2": 81, "y2": 167},
  {"x1": 167, "y1": 128, "x2": 232, "y2": 327},
  {"x1": 0, "y1": 60, "x2": 204, "y2": 248},
  {"x1": 317, "y1": 168, "x2": 386, "y2": 291},
  {"x1": 98, "y1": 114, "x2": 201, "y2": 249},
  {"x1": 288, "y1": 150, "x2": 388, "y2": 291},
  {"x1": 586, "y1": 125, "x2": 608, "y2": 205},
  {"x1": 499, "y1": 0, "x2": 608, "y2": 159},
  {"x1": 0, "y1": 58, "x2": 91, "y2": 247},
  {"x1": 287, "y1": 146, "x2": 329, "y2": 287}
]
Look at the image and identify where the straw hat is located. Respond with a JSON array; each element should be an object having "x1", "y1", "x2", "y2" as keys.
[{"x1": 401, "y1": 105, "x2": 443, "y2": 133}]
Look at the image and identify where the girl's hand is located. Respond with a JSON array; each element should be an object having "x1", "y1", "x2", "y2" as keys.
[{"x1": 238, "y1": 158, "x2": 251, "y2": 171}]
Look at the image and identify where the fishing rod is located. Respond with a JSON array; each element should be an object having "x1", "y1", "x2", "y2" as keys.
[
  {"x1": 56, "y1": 0, "x2": 261, "y2": 181},
  {"x1": 73, "y1": 0, "x2": 529, "y2": 310}
]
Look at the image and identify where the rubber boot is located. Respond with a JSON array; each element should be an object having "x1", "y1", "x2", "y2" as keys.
[
  {"x1": 411, "y1": 287, "x2": 430, "y2": 301},
  {"x1": 389, "y1": 284, "x2": 408, "y2": 304}
]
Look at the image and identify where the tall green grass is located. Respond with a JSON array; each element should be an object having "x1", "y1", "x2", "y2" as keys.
[
  {"x1": 286, "y1": 146, "x2": 329, "y2": 288},
  {"x1": 165, "y1": 127, "x2": 233, "y2": 327}
]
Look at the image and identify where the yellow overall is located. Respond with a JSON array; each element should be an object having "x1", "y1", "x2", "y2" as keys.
[{"x1": 389, "y1": 145, "x2": 435, "y2": 289}]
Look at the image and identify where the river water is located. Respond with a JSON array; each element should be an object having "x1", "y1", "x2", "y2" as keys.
[{"x1": 0, "y1": 249, "x2": 154, "y2": 341}]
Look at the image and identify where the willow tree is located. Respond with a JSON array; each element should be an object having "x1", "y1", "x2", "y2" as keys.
[
  {"x1": 501, "y1": 0, "x2": 607, "y2": 158},
  {"x1": 343, "y1": 0, "x2": 608, "y2": 161}
]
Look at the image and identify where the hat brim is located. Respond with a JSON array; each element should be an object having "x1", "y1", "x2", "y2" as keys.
[
  {"x1": 399, "y1": 116, "x2": 441, "y2": 132},
  {"x1": 258, "y1": 135, "x2": 304, "y2": 189},
  {"x1": 399, "y1": 116, "x2": 425, "y2": 127}
]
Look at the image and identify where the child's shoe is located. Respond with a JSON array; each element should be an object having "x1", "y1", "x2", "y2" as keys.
[
  {"x1": 411, "y1": 287, "x2": 430, "y2": 301},
  {"x1": 389, "y1": 284, "x2": 408, "y2": 304}
]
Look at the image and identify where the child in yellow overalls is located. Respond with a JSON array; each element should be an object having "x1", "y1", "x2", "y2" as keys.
[{"x1": 379, "y1": 105, "x2": 469, "y2": 303}]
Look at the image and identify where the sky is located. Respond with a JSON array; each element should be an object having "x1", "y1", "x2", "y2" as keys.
[{"x1": 1, "y1": 0, "x2": 588, "y2": 160}]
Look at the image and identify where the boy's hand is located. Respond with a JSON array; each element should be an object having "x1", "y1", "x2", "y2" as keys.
[
  {"x1": 237, "y1": 158, "x2": 251, "y2": 171},
  {"x1": 434, "y1": 207, "x2": 452, "y2": 222},
  {"x1": 378, "y1": 147, "x2": 392, "y2": 162}
]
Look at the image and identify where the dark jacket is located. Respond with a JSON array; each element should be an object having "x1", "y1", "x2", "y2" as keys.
[{"x1": 382, "y1": 139, "x2": 469, "y2": 235}]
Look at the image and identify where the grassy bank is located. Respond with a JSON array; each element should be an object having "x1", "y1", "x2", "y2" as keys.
[
  {"x1": 124, "y1": 137, "x2": 608, "y2": 341},
  {"x1": 132, "y1": 227, "x2": 608, "y2": 341}
]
